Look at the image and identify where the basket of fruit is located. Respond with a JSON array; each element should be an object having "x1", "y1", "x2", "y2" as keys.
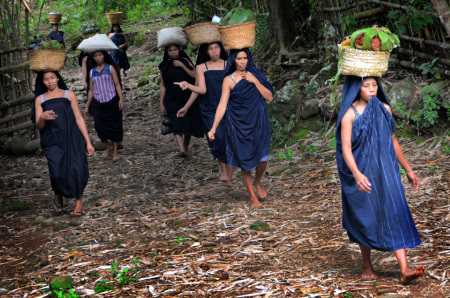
[
  {"x1": 81, "y1": 23, "x2": 100, "y2": 39},
  {"x1": 48, "y1": 12, "x2": 62, "y2": 24},
  {"x1": 218, "y1": 8, "x2": 255, "y2": 50},
  {"x1": 106, "y1": 12, "x2": 123, "y2": 24},
  {"x1": 339, "y1": 26, "x2": 400, "y2": 77},
  {"x1": 27, "y1": 40, "x2": 67, "y2": 72},
  {"x1": 184, "y1": 22, "x2": 221, "y2": 46}
]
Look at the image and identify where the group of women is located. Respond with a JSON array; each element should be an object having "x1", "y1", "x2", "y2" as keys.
[
  {"x1": 159, "y1": 42, "x2": 273, "y2": 208},
  {"x1": 34, "y1": 22, "x2": 424, "y2": 285}
]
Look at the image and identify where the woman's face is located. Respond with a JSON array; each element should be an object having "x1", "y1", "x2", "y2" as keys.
[
  {"x1": 43, "y1": 72, "x2": 58, "y2": 90},
  {"x1": 234, "y1": 51, "x2": 248, "y2": 71},
  {"x1": 359, "y1": 78, "x2": 378, "y2": 102},
  {"x1": 167, "y1": 45, "x2": 180, "y2": 59},
  {"x1": 207, "y1": 43, "x2": 221, "y2": 61},
  {"x1": 52, "y1": 24, "x2": 59, "y2": 31},
  {"x1": 113, "y1": 25, "x2": 120, "y2": 32},
  {"x1": 93, "y1": 51, "x2": 105, "y2": 65}
]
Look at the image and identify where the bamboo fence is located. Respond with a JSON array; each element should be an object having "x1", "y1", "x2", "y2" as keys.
[{"x1": 0, "y1": 0, "x2": 34, "y2": 141}]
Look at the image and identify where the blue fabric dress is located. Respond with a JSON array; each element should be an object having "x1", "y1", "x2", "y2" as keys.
[
  {"x1": 199, "y1": 61, "x2": 228, "y2": 163},
  {"x1": 223, "y1": 49, "x2": 273, "y2": 171},
  {"x1": 110, "y1": 34, "x2": 130, "y2": 71},
  {"x1": 336, "y1": 76, "x2": 422, "y2": 251},
  {"x1": 40, "y1": 91, "x2": 89, "y2": 198}
]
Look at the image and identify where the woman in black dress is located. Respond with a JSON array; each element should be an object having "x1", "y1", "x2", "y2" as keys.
[{"x1": 158, "y1": 44, "x2": 203, "y2": 157}]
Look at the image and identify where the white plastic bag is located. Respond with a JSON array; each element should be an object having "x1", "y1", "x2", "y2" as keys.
[
  {"x1": 76, "y1": 34, "x2": 119, "y2": 53},
  {"x1": 157, "y1": 27, "x2": 188, "y2": 48}
]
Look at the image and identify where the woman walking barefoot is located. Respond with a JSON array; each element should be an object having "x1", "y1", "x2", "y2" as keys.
[
  {"x1": 337, "y1": 76, "x2": 424, "y2": 284},
  {"x1": 33, "y1": 71, "x2": 94, "y2": 217},
  {"x1": 84, "y1": 50, "x2": 124, "y2": 161},
  {"x1": 208, "y1": 49, "x2": 273, "y2": 208},
  {"x1": 176, "y1": 42, "x2": 234, "y2": 185},
  {"x1": 108, "y1": 23, "x2": 130, "y2": 78},
  {"x1": 159, "y1": 44, "x2": 203, "y2": 157}
]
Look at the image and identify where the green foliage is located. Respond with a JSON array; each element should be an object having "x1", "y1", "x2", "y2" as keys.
[
  {"x1": 254, "y1": 14, "x2": 269, "y2": 52},
  {"x1": 279, "y1": 148, "x2": 294, "y2": 164},
  {"x1": 94, "y1": 280, "x2": 116, "y2": 294},
  {"x1": 341, "y1": 12, "x2": 357, "y2": 34},
  {"x1": 412, "y1": 84, "x2": 441, "y2": 128},
  {"x1": 221, "y1": 8, "x2": 255, "y2": 26},
  {"x1": 49, "y1": 276, "x2": 79, "y2": 298},
  {"x1": 249, "y1": 220, "x2": 270, "y2": 232},
  {"x1": 3, "y1": 202, "x2": 29, "y2": 212},
  {"x1": 387, "y1": 2, "x2": 435, "y2": 35},
  {"x1": 304, "y1": 82, "x2": 318, "y2": 99},
  {"x1": 270, "y1": 114, "x2": 297, "y2": 147},
  {"x1": 419, "y1": 58, "x2": 441, "y2": 79},
  {"x1": 328, "y1": 139, "x2": 336, "y2": 150}
]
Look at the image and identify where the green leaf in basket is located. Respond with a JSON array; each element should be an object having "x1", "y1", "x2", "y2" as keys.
[
  {"x1": 362, "y1": 33, "x2": 372, "y2": 50},
  {"x1": 222, "y1": 8, "x2": 254, "y2": 26},
  {"x1": 377, "y1": 31, "x2": 389, "y2": 43},
  {"x1": 380, "y1": 39, "x2": 393, "y2": 51}
]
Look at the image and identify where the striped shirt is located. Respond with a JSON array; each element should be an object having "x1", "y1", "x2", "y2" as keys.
[{"x1": 91, "y1": 64, "x2": 116, "y2": 103}]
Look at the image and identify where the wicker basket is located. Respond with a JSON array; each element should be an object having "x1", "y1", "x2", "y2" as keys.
[
  {"x1": 27, "y1": 50, "x2": 67, "y2": 72},
  {"x1": 184, "y1": 22, "x2": 220, "y2": 46},
  {"x1": 218, "y1": 20, "x2": 256, "y2": 50},
  {"x1": 82, "y1": 32, "x2": 97, "y2": 39},
  {"x1": 106, "y1": 12, "x2": 123, "y2": 24},
  {"x1": 341, "y1": 47, "x2": 391, "y2": 77},
  {"x1": 48, "y1": 13, "x2": 62, "y2": 24}
]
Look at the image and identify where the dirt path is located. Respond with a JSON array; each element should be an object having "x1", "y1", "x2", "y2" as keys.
[{"x1": 0, "y1": 45, "x2": 449, "y2": 297}]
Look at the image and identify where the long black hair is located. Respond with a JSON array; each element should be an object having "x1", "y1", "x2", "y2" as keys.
[
  {"x1": 195, "y1": 42, "x2": 228, "y2": 67},
  {"x1": 110, "y1": 23, "x2": 123, "y2": 33},
  {"x1": 91, "y1": 50, "x2": 122, "y2": 88}
]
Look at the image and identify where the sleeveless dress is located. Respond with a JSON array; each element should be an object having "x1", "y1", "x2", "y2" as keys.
[
  {"x1": 40, "y1": 90, "x2": 89, "y2": 198},
  {"x1": 159, "y1": 59, "x2": 204, "y2": 137},
  {"x1": 198, "y1": 61, "x2": 227, "y2": 163},
  {"x1": 336, "y1": 76, "x2": 422, "y2": 251},
  {"x1": 90, "y1": 64, "x2": 123, "y2": 142},
  {"x1": 110, "y1": 34, "x2": 130, "y2": 71}
]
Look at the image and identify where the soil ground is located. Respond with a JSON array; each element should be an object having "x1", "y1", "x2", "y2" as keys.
[{"x1": 0, "y1": 18, "x2": 449, "y2": 298}]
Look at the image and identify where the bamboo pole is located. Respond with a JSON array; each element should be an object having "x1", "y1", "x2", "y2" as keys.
[
  {"x1": 399, "y1": 35, "x2": 450, "y2": 49},
  {"x1": 0, "y1": 93, "x2": 35, "y2": 111},
  {"x1": 354, "y1": 7, "x2": 385, "y2": 20},
  {"x1": 372, "y1": 0, "x2": 438, "y2": 18},
  {"x1": 316, "y1": 0, "x2": 371, "y2": 12},
  {"x1": 0, "y1": 62, "x2": 30, "y2": 74},
  {"x1": 395, "y1": 47, "x2": 450, "y2": 67},
  {"x1": 0, "y1": 121, "x2": 34, "y2": 136},
  {"x1": 0, "y1": 110, "x2": 31, "y2": 125},
  {"x1": 0, "y1": 47, "x2": 26, "y2": 55},
  {"x1": 390, "y1": 57, "x2": 450, "y2": 77}
]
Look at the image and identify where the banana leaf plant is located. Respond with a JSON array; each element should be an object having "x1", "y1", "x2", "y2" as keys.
[{"x1": 221, "y1": 8, "x2": 255, "y2": 26}]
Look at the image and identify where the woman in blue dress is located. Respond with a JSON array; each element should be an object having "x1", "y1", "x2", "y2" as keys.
[
  {"x1": 337, "y1": 75, "x2": 424, "y2": 284},
  {"x1": 175, "y1": 42, "x2": 234, "y2": 185},
  {"x1": 34, "y1": 71, "x2": 94, "y2": 217},
  {"x1": 108, "y1": 24, "x2": 130, "y2": 77},
  {"x1": 208, "y1": 48, "x2": 274, "y2": 208},
  {"x1": 47, "y1": 23, "x2": 65, "y2": 48}
]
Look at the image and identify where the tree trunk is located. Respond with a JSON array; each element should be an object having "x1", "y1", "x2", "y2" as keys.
[
  {"x1": 430, "y1": 0, "x2": 450, "y2": 38},
  {"x1": 255, "y1": 0, "x2": 296, "y2": 60}
]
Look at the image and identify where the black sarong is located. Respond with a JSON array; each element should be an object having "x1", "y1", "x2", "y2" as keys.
[{"x1": 92, "y1": 94, "x2": 123, "y2": 142}]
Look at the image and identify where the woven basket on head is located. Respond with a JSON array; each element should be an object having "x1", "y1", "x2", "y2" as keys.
[
  {"x1": 218, "y1": 20, "x2": 255, "y2": 50},
  {"x1": 48, "y1": 13, "x2": 62, "y2": 24},
  {"x1": 184, "y1": 22, "x2": 220, "y2": 46},
  {"x1": 82, "y1": 32, "x2": 97, "y2": 39},
  {"x1": 106, "y1": 12, "x2": 123, "y2": 24},
  {"x1": 27, "y1": 50, "x2": 67, "y2": 72},
  {"x1": 341, "y1": 48, "x2": 391, "y2": 77}
]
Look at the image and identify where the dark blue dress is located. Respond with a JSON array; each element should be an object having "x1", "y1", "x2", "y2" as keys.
[
  {"x1": 199, "y1": 61, "x2": 228, "y2": 163},
  {"x1": 110, "y1": 34, "x2": 130, "y2": 71},
  {"x1": 336, "y1": 76, "x2": 422, "y2": 251},
  {"x1": 40, "y1": 91, "x2": 89, "y2": 198},
  {"x1": 223, "y1": 49, "x2": 273, "y2": 171}
]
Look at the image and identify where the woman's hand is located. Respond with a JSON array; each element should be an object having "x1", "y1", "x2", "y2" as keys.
[
  {"x1": 40, "y1": 110, "x2": 58, "y2": 121},
  {"x1": 355, "y1": 172, "x2": 372, "y2": 193},
  {"x1": 406, "y1": 170, "x2": 419, "y2": 190},
  {"x1": 173, "y1": 60, "x2": 184, "y2": 68},
  {"x1": 84, "y1": 107, "x2": 90, "y2": 117},
  {"x1": 83, "y1": 81, "x2": 88, "y2": 90},
  {"x1": 177, "y1": 106, "x2": 188, "y2": 118},
  {"x1": 86, "y1": 143, "x2": 95, "y2": 156},
  {"x1": 174, "y1": 81, "x2": 190, "y2": 90},
  {"x1": 161, "y1": 105, "x2": 167, "y2": 115},
  {"x1": 242, "y1": 71, "x2": 258, "y2": 84},
  {"x1": 119, "y1": 99, "x2": 124, "y2": 110},
  {"x1": 207, "y1": 129, "x2": 216, "y2": 141}
]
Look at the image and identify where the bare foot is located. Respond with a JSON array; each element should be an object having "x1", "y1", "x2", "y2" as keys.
[
  {"x1": 178, "y1": 151, "x2": 187, "y2": 158},
  {"x1": 102, "y1": 148, "x2": 111, "y2": 158},
  {"x1": 250, "y1": 195, "x2": 262, "y2": 208},
  {"x1": 254, "y1": 183, "x2": 267, "y2": 199},
  {"x1": 226, "y1": 180, "x2": 236, "y2": 187},
  {"x1": 361, "y1": 265, "x2": 378, "y2": 280},
  {"x1": 401, "y1": 265, "x2": 424, "y2": 284},
  {"x1": 113, "y1": 154, "x2": 120, "y2": 161}
]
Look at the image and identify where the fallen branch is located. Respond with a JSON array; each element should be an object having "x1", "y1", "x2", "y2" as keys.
[
  {"x1": 395, "y1": 47, "x2": 450, "y2": 66},
  {"x1": 399, "y1": 35, "x2": 450, "y2": 49},
  {"x1": 390, "y1": 57, "x2": 450, "y2": 77}
]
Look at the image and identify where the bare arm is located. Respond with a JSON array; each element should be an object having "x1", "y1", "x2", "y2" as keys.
[
  {"x1": 81, "y1": 56, "x2": 88, "y2": 90},
  {"x1": 119, "y1": 33, "x2": 128, "y2": 50},
  {"x1": 84, "y1": 73, "x2": 94, "y2": 117},
  {"x1": 110, "y1": 66, "x2": 124, "y2": 110},
  {"x1": 160, "y1": 74, "x2": 166, "y2": 115},
  {"x1": 68, "y1": 90, "x2": 94, "y2": 155},
  {"x1": 175, "y1": 65, "x2": 207, "y2": 95},
  {"x1": 207, "y1": 77, "x2": 232, "y2": 140},
  {"x1": 384, "y1": 104, "x2": 419, "y2": 190},
  {"x1": 244, "y1": 72, "x2": 273, "y2": 102},
  {"x1": 341, "y1": 108, "x2": 372, "y2": 193}
]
